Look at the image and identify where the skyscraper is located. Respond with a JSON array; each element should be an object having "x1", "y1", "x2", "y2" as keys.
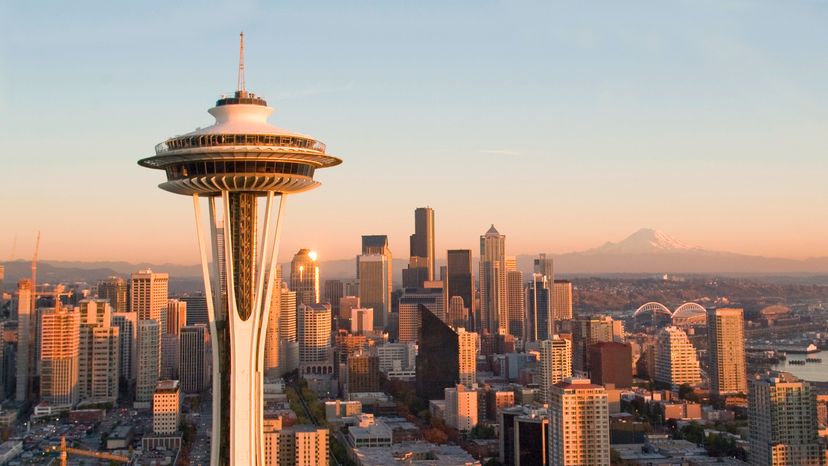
[
  {"x1": 571, "y1": 315, "x2": 623, "y2": 373},
  {"x1": 458, "y1": 328, "x2": 478, "y2": 387},
  {"x1": 548, "y1": 378, "x2": 610, "y2": 466},
  {"x1": 416, "y1": 305, "x2": 460, "y2": 400},
  {"x1": 97, "y1": 277, "x2": 128, "y2": 313},
  {"x1": 298, "y1": 303, "x2": 332, "y2": 376},
  {"x1": 654, "y1": 326, "x2": 700, "y2": 388},
  {"x1": 398, "y1": 285, "x2": 444, "y2": 343},
  {"x1": 138, "y1": 34, "x2": 341, "y2": 466},
  {"x1": 446, "y1": 249, "x2": 474, "y2": 330},
  {"x1": 40, "y1": 306, "x2": 81, "y2": 408},
  {"x1": 447, "y1": 296, "x2": 469, "y2": 330},
  {"x1": 112, "y1": 312, "x2": 137, "y2": 384},
  {"x1": 130, "y1": 270, "x2": 168, "y2": 325},
  {"x1": 180, "y1": 325, "x2": 208, "y2": 393},
  {"x1": 588, "y1": 342, "x2": 633, "y2": 388},
  {"x1": 166, "y1": 299, "x2": 187, "y2": 336},
  {"x1": 480, "y1": 225, "x2": 506, "y2": 334},
  {"x1": 322, "y1": 279, "x2": 344, "y2": 314},
  {"x1": 540, "y1": 336, "x2": 572, "y2": 404},
  {"x1": 707, "y1": 308, "x2": 747, "y2": 395},
  {"x1": 15, "y1": 279, "x2": 34, "y2": 402},
  {"x1": 749, "y1": 371, "x2": 824, "y2": 466},
  {"x1": 552, "y1": 280, "x2": 573, "y2": 321},
  {"x1": 77, "y1": 300, "x2": 119, "y2": 404},
  {"x1": 403, "y1": 207, "x2": 435, "y2": 287},
  {"x1": 350, "y1": 308, "x2": 373, "y2": 336},
  {"x1": 136, "y1": 320, "x2": 161, "y2": 407},
  {"x1": 526, "y1": 274, "x2": 552, "y2": 342},
  {"x1": 505, "y1": 265, "x2": 524, "y2": 340},
  {"x1": 290, "y1": 249, "x2": 320, "y2": 306},
  {"x1": 358, "y1": 235, "x2": 393, "y2": 331},
  {"x1": 278, "y1": 285, "x2": 299, "y2": 375}
]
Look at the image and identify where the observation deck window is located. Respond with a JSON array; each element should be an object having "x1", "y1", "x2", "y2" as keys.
[{"x1": 165, "y1": 160, "x2": 315, "y2": 181}]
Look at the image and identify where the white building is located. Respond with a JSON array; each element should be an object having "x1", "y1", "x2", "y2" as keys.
[
  {"x1": 655, "y1": 326, "x2": 701, "y2": 388},
  {"x1": 540, "y1": 335, "x2": 572, "y2": 404}
]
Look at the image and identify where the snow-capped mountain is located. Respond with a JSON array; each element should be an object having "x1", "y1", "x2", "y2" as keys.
[{"x1": 581, "y1": 228, "x2": 706, "y2": 255}]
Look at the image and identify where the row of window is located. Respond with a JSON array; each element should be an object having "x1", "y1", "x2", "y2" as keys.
[
  {"x1": 165, "y1": 161, "x2": 315, "y2": 180},
  {"x1": 160, "y1": 134, "x2": 325, "y2": 153}
]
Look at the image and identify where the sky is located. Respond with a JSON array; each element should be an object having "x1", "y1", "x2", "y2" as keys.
[{"x1": 1, "y1": 0, "x2": 827, "y2": 264}]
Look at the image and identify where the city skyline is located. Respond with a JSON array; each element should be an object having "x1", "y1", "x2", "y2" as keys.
[{"x1": 3, "y1": 1, "x2": 828, "y2": 263}]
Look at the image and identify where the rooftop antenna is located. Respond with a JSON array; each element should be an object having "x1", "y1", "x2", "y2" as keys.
[{"x1": 237, "y1": 32, "x2": 247, "y2": 96}]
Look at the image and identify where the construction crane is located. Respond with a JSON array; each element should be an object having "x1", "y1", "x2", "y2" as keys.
[{"x1": 46, "y1": 435, "x2": 130, "y2": 465}]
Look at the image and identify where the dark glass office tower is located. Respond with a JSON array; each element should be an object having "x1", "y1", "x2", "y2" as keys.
[
  {"x1": 416, "y1": 305, "x2": 459, "y2": 400},
  {"x1": 446, "y1": 249, "x2": 474, "y2": 330}
]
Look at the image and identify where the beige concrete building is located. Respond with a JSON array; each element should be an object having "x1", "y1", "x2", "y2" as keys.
[
  {"x1": 548, "y1": 378, "x2": 610, "y2": 466},
  {"x1": 136, "y1": 320, "x2": 161, "y2": 406},
  {"x1": 298, "y1": 303, "x2": 332, "y2": 376},
  {"x1": 540, "y1": 335, "x2": 572, "y2": 404},
  {"x1": 445, "y1": 384, "x2": 478, "y2": 432},
  {"x1": 458, "y1": 328, "x2": 478, "y2": 387},
  {"x1": 77, "y1": 300, "x2": 119, "y2": 404},
  {"x1": 358, "y1": 236, "x2": 393, "y2": 332},
  {"x1": 263, "y1": 423, "x2": 329, "y2": 466},
  {"x1": 707, "y1": 308, "x2": 747, "y2": 395},
  {"x1": 130, "y1": 269, "x2": 168, "y2": 324},
  {"x1": 654, "y1": 326, "x2": 700, "y2": 388},
  {"x1": 153, "y1": 380, "x2": 180, "y2": 435},
  {"x1": 505, "y1": 267, "x2": 524, "y2": 340},
  {"x1": 749, "y1": 371, "x2": 824, "y2": 466},
  {"x1": 40, "y1": 307, "x2": 81, "y2": 408}
]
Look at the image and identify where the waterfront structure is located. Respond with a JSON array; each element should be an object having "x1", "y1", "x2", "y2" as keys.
[
  {"x1": 112, "y1": 312, "x2": 137, "y2": 383},
  {"x1": 748, "y1": 371, "x2": 824, "y2": 466},
  {"x1": 403, "y1": 207, "x2": 435, "y2": 288},
  {"x1": 540, "y1": 336, "x2": 572, "y2": 404},
  {"x1": 548, "y1": 378, "x2": 610, "y2": 466},
  {"x1": 97, "y1": 277, "x2": 128, "y2": 313},
  {"x1": 138, "y1": 34, "x2": 341, "y2": 466},
  {"x1": 153, "y1": 380, "x2": 181, "y2": 435},
  {"x1": 526, "y1": 274, "x2": 552, "y2": 342},
  {"x1": 444, "y1": 384, "x2": 478, "y2": 431},
  {"x1": 180, "y1": 325, "x2": 208, "y2": 393},
  {"x1": 290, "y1": 249, "x2": 320, "y2": 306},
  {"x1": 446, "y1": 249, "x2": 474, "y2": 330},
  {"x1": 588, "y1": 341, "x2": 632, "y2": 388},
  {"x1": 358, "y1": 235, "x2": 393, "y2": 331},
  {"x1": 654, "y1": 326, "x2": 701, "y2": 388},
  {"x1": 553, "y1": 280, "x2": 572, "y2": 321},
  {"x1": 40, "y1": 307, "x2": 81, "y2": 408},
  {"x1": 15, "y1": 280, "x2": 34, "y2": 402},
  {"x1": 707, "y1": 308, "x2": 747, "y2": 395},
  {"x1": 136, "y1": 320, "x2": 161, "y2": 406},
  {"x1": 479, "y1": 225, "x2": 507, "y2": 334}
]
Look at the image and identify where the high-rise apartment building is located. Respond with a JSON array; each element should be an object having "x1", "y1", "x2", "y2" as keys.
[
  {"x1": 708, "y1": 308, "x2": 747, "y2": 395},
  {"x1": 263, "y1": 424, "x2": 329, "y2": 466},
  {"x1": 153, "y1": 380, "x2": 180, "y2": 435},
  {"x1": 480, "y1": 225, "x2": 506, "y2": 334},
  {"x1": 112, "y1": 312, "x2": 137, "y2": 384},
  {"x1": 77, "y1": 300, "x2": 119, "y2": 404},
  {"x1": 458, "y1": 328, "x2": 478, "y2": 387},
  {"x1": 444, "y1": 384, "x2": 478, "y2": 431},
  {"x1": 588, "y1": 342, "x2": 632, "y2": 388},
  {"x1": 298, "y1": 303, "x2": 332, "y2": 376},
  {"x1": 358, "y1": 235, "x2": 393, "y2": 332},
  {"x1": 40, "y1": 307, "x2": 81, "y2": 408},
  {"x1": 179, "y1": 324, "x2": 208, "y2": 393},
  {"x1": 96, "y1": 277, "x2": 128, "y2": 313},
  {"x1": 290, "y1": 249, "x2": 320, "y2": 306},
  {"x1": 548, "y1": 378, "x2": 610, "y2": 466},
  {"x1": 749, "y1": 371, "x2": 824, "y2": 466},
  {"x1": 398, "y1": 285, "x2": 444, "y2": 343},
  {"x1": 526, "y1": 274, "x2": 552, "y2": 342},
  {"x1": 540, "y1": 336, "x2": 572, "y2": 404},
  {"x1": 130, "y1": 270, "x2": 168, "y2": 325},
  {"x1": 655, "y1": 326, "x2": 701, "y2": 388},
  {"x1": 15, "y1": 279, "x2": 34, "y2": 402},
  {"x1": 446, "y1": 249, "x2": 474, "y2": 331},
  {"x1": 136, "y1": 320, "x2": 161, "y2": 406},
  {"x1": 505, "y1": 267, "x2": 524, "y2": 340},
  {"x1": 553, "y1": 280, "x2": 573, "y2": 321}
]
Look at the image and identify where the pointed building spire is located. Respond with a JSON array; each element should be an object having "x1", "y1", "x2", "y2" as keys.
[{"x1": 237, "y1": 32, "x2": 247, "y2": 96}]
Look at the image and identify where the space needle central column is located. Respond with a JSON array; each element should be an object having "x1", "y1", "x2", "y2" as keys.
[{"x1": 138, "y1": 34, "x2": 342, "y2": 465}]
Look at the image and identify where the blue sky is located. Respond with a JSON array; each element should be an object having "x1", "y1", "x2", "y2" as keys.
[{"x1": 1, "y1": 0, "x2": 827, "y2": 263}]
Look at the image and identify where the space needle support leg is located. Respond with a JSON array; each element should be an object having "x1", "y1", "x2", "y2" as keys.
[{"x1": 192, "y1": 194, "x2": 223, "y2": 465}]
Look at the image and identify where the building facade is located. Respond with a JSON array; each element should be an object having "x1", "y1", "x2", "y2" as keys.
[
  {"x1": 548, "y1": 379, "x2": 610, "y2": 466},
  {"x1": 707, "y1": 308, "x2": 747, "y2": 395}
]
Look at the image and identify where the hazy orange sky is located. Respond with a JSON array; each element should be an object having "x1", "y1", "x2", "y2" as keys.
[{"x1": 2, "y1": 1, "x2": 827, "y2": 264}]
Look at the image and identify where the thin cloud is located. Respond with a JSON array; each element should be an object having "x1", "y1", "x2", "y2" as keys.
[
  {"x1": 478, "y1": 149, "x2": 522, "y2": 156},
  {"x1": 271, "y1": 81, "x2": 355, "y2": 100}
]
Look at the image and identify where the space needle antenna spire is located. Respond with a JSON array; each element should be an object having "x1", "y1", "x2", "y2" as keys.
[{"x1": 237, "y1": 32, "x2": 246, "y2": 95}]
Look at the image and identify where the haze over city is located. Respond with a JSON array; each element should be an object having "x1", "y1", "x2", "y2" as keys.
[{"x1": 3, "y1": 1, "x2": 828, "y2": 264}]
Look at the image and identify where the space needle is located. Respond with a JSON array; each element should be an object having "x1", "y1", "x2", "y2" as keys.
[{"x1": 138, "y1": 34, "x2": 341, "y2": 465}]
